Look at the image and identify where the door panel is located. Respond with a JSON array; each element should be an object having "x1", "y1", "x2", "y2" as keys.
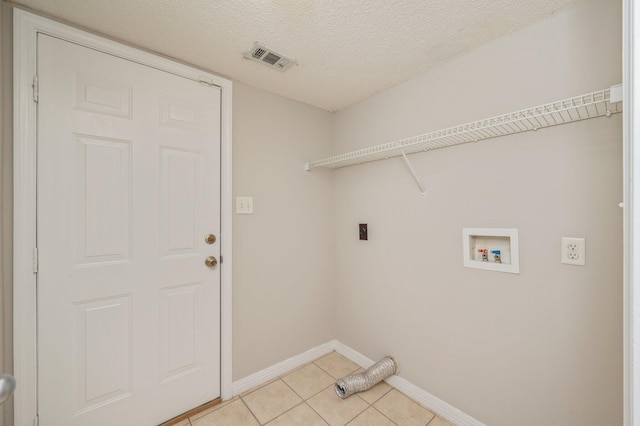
[
  {"x1": 159, "y1": 283, "x2": 203, "y2": 382},
  {"x1": 74, "y1": 295, "x2": 132, "y2": 413},
  {"x1": 37, "y1": 34, "x2": 221, "y2": 426},
  {"x1": 76, "y1": 135, "x2": 131, "y2": 264},
  {"x1": 160, "y1": 148, "x2": 202, "y2": 255}
]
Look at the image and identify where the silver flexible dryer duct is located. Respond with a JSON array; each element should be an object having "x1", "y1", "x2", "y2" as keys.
[{"x1": 335, "y1": 356, "x2": 399, "y2": 399}]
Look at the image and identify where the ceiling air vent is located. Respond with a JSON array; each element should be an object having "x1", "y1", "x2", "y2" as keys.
[{"x1": 245, "y1": 43, "x2": 296, "y2": 72}]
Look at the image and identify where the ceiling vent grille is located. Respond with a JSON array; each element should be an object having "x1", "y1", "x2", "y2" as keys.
[{"x1": 245, "y1": 43, "x2": 296, "y2": 72}]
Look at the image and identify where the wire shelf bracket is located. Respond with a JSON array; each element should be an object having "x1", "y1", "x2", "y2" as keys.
[
  {"x1": 305, "y1": 85, "x2": 622, "y2": 194},
  {"x1": 400, "y1": 150, "x2": 426, "y2": 197}
]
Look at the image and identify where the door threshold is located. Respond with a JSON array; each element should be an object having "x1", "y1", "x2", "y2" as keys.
[{"x1": 159, "y1": 398, "x2": 222, "y2": 426}]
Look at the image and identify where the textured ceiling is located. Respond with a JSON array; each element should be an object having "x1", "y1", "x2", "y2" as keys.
[{"x1": 10, "y1": 0, "x2": 587, "y2": 111}]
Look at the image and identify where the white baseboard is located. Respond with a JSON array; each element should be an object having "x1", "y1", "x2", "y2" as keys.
[
  {"x1": 333, "y1": 341, "x2": 485, "y2": 426},
  {"x1": 232, "y1": 340, "x2": 484, "y2": 426},
  {"x1": 232, "y1": 340, "x2": 337, "y2": 396}
]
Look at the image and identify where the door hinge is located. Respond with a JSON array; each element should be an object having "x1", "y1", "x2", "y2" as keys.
[
  {"x1": 33, "y1": 247, "x2": 38, "y2": 273},
  {"x1": 32, "y1": 76, "x2": 39, "y2": 103},
  {"x1": 33, "y1": 414, "x2": 39, "y2": 426}
]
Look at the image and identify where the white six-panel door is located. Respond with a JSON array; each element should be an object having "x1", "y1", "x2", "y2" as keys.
[{"x1": 36, "y1": 34, "x2": 221, "y2": 425}]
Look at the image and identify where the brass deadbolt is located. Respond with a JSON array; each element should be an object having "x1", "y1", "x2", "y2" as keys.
[{"x1": 205, "y1": 234, "x2": 216, "y2": 244}]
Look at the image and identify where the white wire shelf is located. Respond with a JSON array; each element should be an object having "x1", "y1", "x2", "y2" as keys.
[{"x1": 305, "y1": 86, "x2": 622, "y2": 171}]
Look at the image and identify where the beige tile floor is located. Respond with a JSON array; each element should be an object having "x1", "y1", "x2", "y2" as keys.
[{"x1": 176, "y1": 352, "x2": 454, "y2": 426}]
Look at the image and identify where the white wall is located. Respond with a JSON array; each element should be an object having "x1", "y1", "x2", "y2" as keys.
[
  {"x1": 232, "y1": 82, "x2": 334, "y2": 379},
  {"x1": 331, "y1": 1, "x2": 622, "y2": 425}
]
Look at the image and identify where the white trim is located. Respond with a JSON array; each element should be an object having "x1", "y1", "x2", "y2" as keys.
[
  {"x1": 333, "y1": 342, "x2": 486, "y2": 426},
  {"x1": 220, "y1": 78, "x2": 234, "y2": 401},
  {"x1": 623, "y1": 0, "x2": 635, "y2": 424},
  {"x1": 13, "y1": 9, "x2": 38, "y2": 426},
  {"x1": 232, "y1": 340, "x2": 337, "y2": 396},
  {"x1": 13, "y1": 9, "x2": 233, "y2": 425}
]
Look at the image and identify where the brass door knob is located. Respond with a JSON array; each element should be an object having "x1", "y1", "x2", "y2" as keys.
[
  {"x1": 205, "y1": 256, "x2": 218, "y2": 268},
  {"x1": 205, "y1": 234, "x2": 216, "y2": 244}
]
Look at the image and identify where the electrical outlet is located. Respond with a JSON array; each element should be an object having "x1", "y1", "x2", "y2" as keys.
[
  {"x1": 236, "y1": 196, "x2": 254, "y2": 214},
  {"x1": 561, "y1": 237, "x2": 585, "y2": 266}
]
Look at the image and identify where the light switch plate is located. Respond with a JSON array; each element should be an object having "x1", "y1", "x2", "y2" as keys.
[{"x1": 236, "y1": 196, "x2": 253, "y2": 214}]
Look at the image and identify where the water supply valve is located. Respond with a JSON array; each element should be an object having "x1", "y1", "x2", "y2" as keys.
[{"x1": 477, "y1": 248, "x2": 489, "y2": 262}]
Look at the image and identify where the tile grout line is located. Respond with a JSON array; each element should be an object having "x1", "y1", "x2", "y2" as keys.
[
  {"x1": 277, "y1": 364, "x2": 355, "y2": 426},
  {"x1": 280, "y1": 370, "x2": 313, "y2": 401},
  {"x1": 239, "y1": 376, "x2": 282, "y2": 399},
  {"x1": 301, "y1": 360, "x2": 364, "y2": 426},
  {"x1": 310, "y1": 354, "x2": 376, "y2": 425},
  {"x1": 371, "y1": 405, "x2": 400, "y2": 426},
  {"x1": 319, "y1": 389, "x2": 370, "y2": 426},
  {"x1": 426, "y1": 415, "x2": 451, "y2": 426},
  {"x1": 294, "y1": 372, "x2": 336, "y2": 426},
  {"x1": 344, "y1": 404, "x2": 400, "y2": 426},
  {"x1": 366, "y1": 388, "x2": 398, "y2": 424},
  {"x1": 306, "y1": 401, "x2": 331, "y2": 426},
  {"x1": 239, "y1": 395, "x2": 263, "y2": 425},
  {"x1": 365, "y1": 385, "x2": 394, "y2": 405},
  {"x1": 312, "y1": 358, "x2": 361, "y2": 381},
  {"x1": 260, "y1": 378, "x2": 305, "y2": 425},
  {"x1": 312, "y1": 359, "x2": 338, "y2": 379},
  {"x1": 261, "y1": 399, "x2": 301, "y2": 425},
  {"x1": 306, "y1": 395, "x2": 352, "y2": 426}
]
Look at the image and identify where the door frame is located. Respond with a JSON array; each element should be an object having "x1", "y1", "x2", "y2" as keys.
[
  {"x1": 624, "y1": 0, "x2": 636, "y2": 424},
  {"x1": 13, "y1": 9, "x2": 233, "y2": 426}
]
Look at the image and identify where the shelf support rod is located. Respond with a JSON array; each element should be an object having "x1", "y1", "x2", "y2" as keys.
[{"x1": 400, "y1": 150, "x2": 426, "y2": 197}]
